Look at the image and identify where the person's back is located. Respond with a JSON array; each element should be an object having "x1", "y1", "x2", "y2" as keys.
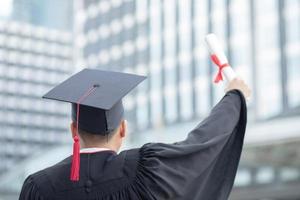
[
  {"x1": 21, "y1": 150, "x2": 145, "y2": 199},
  {"x1": 19, "y1": 69, "x2": 251, "y2": 200}
]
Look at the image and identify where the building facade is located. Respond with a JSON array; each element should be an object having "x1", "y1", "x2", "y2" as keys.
[
  {"x1": 0, "y1": 19, "x2": 73, "y2": 177},
  {"x1": 74, "y1": 0, "x2": 300, "y2": 199},
  {"x1": 10, "y1": 0, "x2": 73, "y2": 30},
  {"x1": 0, "y1": 2, "x2": 74, "y2": 199},
  {"x1": 75, "y1": 0, "x2": 300, "y2": 132}
]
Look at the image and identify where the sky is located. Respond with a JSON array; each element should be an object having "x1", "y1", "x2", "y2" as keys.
[{"x1": 0, "y1": 0, "x2": 13, "y2": 18}]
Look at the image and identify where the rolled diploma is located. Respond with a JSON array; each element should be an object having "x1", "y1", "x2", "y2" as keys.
[{"x1": 205, "y1": 33, "x2": 237, "y2": 82}]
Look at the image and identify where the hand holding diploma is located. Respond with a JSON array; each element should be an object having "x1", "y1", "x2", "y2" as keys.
[
  {"x1": 225, "y1": 78, "x2": 251, "y2": 99},
  {"x1": 205, "y1": 33, "x2": 251, "y2": 99}
]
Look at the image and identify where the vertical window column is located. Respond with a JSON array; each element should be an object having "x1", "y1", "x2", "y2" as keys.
[
  {"x1": 285, "y1": 0, "x2": 300, "y2": 108},
  {"x1": 255, "y1": 0, "x2": 282, "y2": 118},
  {"x1": 193, "y1": 0, "x2": 210, "y2": 116},
  {"x1": 178, "y1": 0, "x2": 193, "y2": 120},
  {"x1": 149, "y1": 0, "x2": 163, "y2": 128},
  {"x1": 163, "y1": 0, "x2": 178, "y2": 124},
  {"x1": 136, "y1": 0, "x2": 150, "y2": 130}
]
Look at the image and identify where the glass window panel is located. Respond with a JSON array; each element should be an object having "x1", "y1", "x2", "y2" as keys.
[
  {"x1": 137, "y1": 92, "x2": 149, "y2": 129},
  {"x1": 285, "y1": 0, "x2": 300, "y2": 108},
  {"x1": 163, "y1": 0, "x2": 178, "y2": 122},
  {"x1": 286, "y1": 56, "x2": 300, "y2": 107},
  {"x1": 178, "y1": 0, "x2": 192, "y2": 119},
  {"x1": 256, "y1": 167, "x2": 275, "y2": 184},
  {"x1": 164, "y1": 85, "x2": 177, "y2": 123},
  {"x1": 255, "y1": 0, "x2": 282, "y2": 118},
  {"x1": 194, "y1": 0, "x2": 210, "y2": 116},
  {"x1": 149, "y1": 0, "x2": 163, "y2": 126}
]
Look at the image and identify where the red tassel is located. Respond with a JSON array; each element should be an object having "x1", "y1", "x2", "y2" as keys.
[
  {"x1": 210, "y1": 54, "x2": 229, "y2": 83},
  {"x1": 70, "y1": 135, "x2": 80, "y2": 181},
  {"x1": 70, "y1": 86, "x2": 97, "y2": 182}
]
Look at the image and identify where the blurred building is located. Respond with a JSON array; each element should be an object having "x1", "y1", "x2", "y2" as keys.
[
  {"x1": 0, "y1": 0, "x2": 299, "y2": 199},
  {"x1": 0, "y1": 19, "x2": 73, "y2": 173},
  {"x1": 74, "y1": 0, "x2": 300, "y2": 199},
  {"x1": 0, "y1": 0, "x2": 74, "y2": 199},
  {"x1": 11, "y1": 0, "x2": 73, "y2": 30}
]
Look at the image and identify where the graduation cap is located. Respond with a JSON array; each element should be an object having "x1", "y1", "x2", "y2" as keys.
[{"x1": 43, "y1": 68, "x2": 146, "y2": 181}]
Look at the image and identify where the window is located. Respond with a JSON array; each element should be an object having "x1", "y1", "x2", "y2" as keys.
[
  {"x1": 178, "y1": 0, "x2": 193, "y2": 120},
  {"x1": 255, "y1": 0, "x2": 282, "y2": 118},
  {"x1": 285, "y1": 0, "x2": 300, "y2": 108},
  {"x1": 136, "y1": 92, "x2": 149, "y2": 129},
  {"x1": 193, "y1": 0, "x2": 210, "y2": 116},
  {"x1": 163, "y1": 0, "x2": 178, "y2": 122},
  {"x1": 149, "y1": 0, "x2": 163, "y2": 126}
]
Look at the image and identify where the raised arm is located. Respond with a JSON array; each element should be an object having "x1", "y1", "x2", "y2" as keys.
[
  {"x1": 180, "y1": 89, "x2": 244, "y2": 146},
  {"x1": 135, "y1": 78, "x2": 250, "y2": 200}
]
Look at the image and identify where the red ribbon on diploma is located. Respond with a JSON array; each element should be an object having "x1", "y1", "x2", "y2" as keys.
[{"x1": 210, "y1": 54, "x2": 230, "y2": 83}]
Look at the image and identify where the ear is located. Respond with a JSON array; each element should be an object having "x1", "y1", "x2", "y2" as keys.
[
  {"x1": 119, "y1": 119, "x2": 127, "y2": 138},
  {"x1": 70, "y1": 122, "x2": 76, "y2": 138}
]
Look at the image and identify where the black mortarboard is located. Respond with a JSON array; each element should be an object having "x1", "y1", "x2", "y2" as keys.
[
  {"x1": 43, "y1": 68, "x2": 146, "y2": 135},
  {"x1": 42, "y1": 68, "x2": 146, "y2": 181}
]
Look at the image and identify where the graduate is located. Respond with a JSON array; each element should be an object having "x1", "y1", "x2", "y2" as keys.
[{"x1": 19, "y1": 68, "x2": 251, "y2": 200}]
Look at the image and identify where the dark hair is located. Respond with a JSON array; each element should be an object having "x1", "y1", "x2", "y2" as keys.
[{"x1": 77, "y1": 127, "x2": 117, "y2": 142}]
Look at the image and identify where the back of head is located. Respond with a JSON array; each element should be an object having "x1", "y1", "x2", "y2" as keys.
[{"x1": 71, "y1": 101, "x2": 124, "y2": 135}]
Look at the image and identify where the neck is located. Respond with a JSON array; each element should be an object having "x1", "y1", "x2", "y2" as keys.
[{"x1": 81, "y1": 143, "x2": 118, "y2": 152}]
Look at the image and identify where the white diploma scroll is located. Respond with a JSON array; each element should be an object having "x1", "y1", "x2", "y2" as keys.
[{"x1": 205, "y1": 33, "x2": 237, "y2": 82}]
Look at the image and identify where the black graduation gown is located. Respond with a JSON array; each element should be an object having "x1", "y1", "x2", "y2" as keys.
[{"x1": 19, "y1": 90, "x2": 247, "y2": 200}]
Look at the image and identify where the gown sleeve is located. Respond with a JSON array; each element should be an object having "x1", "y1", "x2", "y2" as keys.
[
  {"x1": 19, "y1": 176, "x2": 44, "y2": 200},
  {"x1": 136, "y1": 90, "x2": 247, "y2": 200}
]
